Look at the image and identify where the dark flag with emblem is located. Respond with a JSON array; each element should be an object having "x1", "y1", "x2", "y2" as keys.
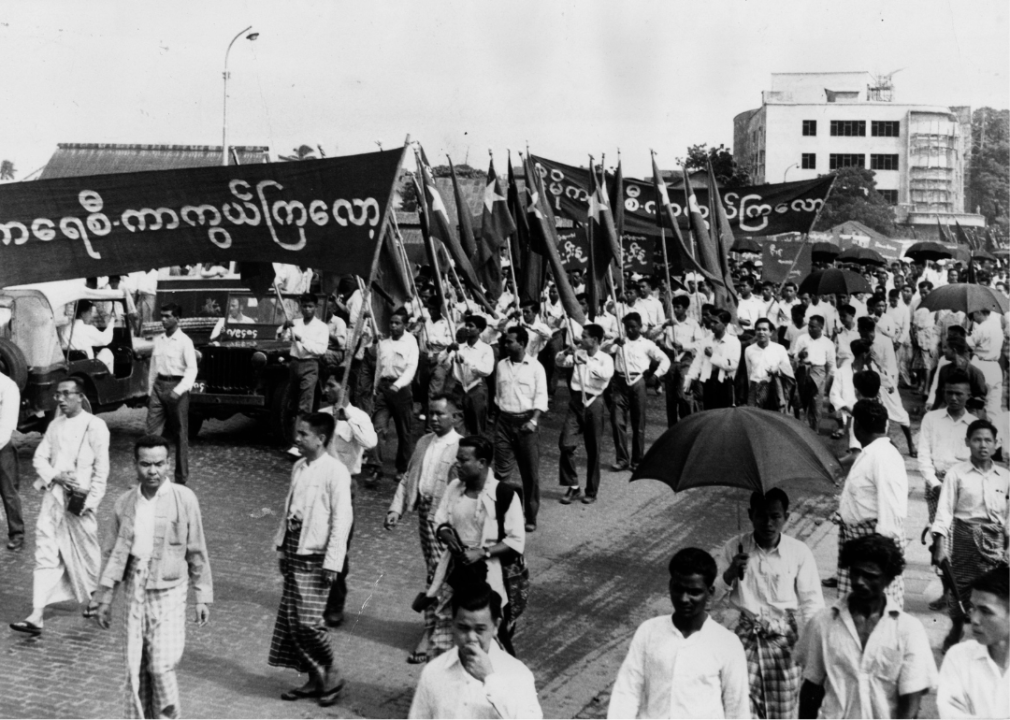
[
  {"x1": 706, "y1": 159, "x2": 738, "y2": 309},
  {"x1": 507, "y1": 152, "x2": 544, "y2": 306},
  {"x1": 475, "y1": 157, "x2": 515, "y2": 302},
  {"x1": 415, "y1": 148, "x2": 491, "y2": 310},
  {"x1": 587, "y1": 163, "x2": 618, "y2": 319},
  {"x1": 525, "y1": 155, "x2": 586, "y2": 324},
  {"x1": 448, "y1": 156, "x2": 479, "y2": 258},
  {"x1": 682, "y1": 169, "x2": 725, "y2": 290}
]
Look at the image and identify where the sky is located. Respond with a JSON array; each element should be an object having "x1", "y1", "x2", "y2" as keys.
[{"x1": 0, "y1": 0, "x2": 1006, "y2": 180}]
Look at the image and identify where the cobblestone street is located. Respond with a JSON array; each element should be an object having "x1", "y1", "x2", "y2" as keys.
[{"x1": 0, "y1": 387, "x2": 967, "y2": 718}]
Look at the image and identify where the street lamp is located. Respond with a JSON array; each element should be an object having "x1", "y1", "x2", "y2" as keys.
[
  {"x1": 783, "y1": 162, "x2": 799, "y2": 182},
  {"x1": 222, "y1": 26, "x2": 258, "y2": 166}
]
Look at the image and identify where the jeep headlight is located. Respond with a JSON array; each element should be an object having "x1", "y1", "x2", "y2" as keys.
[{"x1": 251, "y1": 351, "x2": 267, "y2": 368}]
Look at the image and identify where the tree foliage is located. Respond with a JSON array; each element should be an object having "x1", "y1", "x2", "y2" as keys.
[
  {"x1": 0, "y1": 159, "x2": 15, "y2": 182},
  {"x1": 966, "y1": 107, "x2": 1009, "y2": 239},
  {"x1": 812, "y1": 167, "x2": 896, "y2": 237},
  {"x1": 678, "y1": 143, "x2": 751, "y2": 188}
]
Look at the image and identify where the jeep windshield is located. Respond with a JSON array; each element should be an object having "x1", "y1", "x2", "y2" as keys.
[{"x1": 210, "y1": 292, "x2": 296, "y2": 344}]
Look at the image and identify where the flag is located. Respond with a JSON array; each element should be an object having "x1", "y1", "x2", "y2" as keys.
[
  {"x1": 592, "y1": 161, "x2": 624, "y2": 296},
  {"x1": 507, "y1": 151, "x2": 544, "y2": 306},
  {"x1": 587, "y1": 163, "x2": 618, "y2": 319},
  {"x1": 609, "y1": 157, "x2": 626, "y2": 251},
  {"x1": 475, "y1": 157, "x2": 515, "y2": 302},
  {"x1": 650, "y1": 154, "x2": 717, "y2": 283},
  {"x1": 524, "y1": 155, "x2": 586, "y2": 325},
  {"x1": 415, "y1": 148, "x2": 490, "y2": 310},
  {"x1": 954, "y1": 221, "x2": 977, "y2": 251},
  {"x1": 706, "y1": 159, "x2": 738, "y2": 309},
  {"x1": 448, "y1": 157, "x2": 479, "y2": 258},
  {"x1": 984, "y1": 226, "x2": 1000, "y2": 253},
  {"x1": 937, "y1": 217, "x2": 955, "y2": 245},
  {"x1": 682, "y1": 169, "x2": 725, "y2": 289},
  {"x1": 371, "y1": 225, "x2": 415, "y2": 333}
]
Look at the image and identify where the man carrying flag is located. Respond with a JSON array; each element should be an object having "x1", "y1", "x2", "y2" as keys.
[{"x1": 476, "y1": 156, "x2": 516, "y2": 302}]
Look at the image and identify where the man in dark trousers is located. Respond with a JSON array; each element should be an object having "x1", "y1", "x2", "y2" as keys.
[
  {"x1": 277, "y1": 292, "x2": 330, "y2": 458},
  {"x1": 494, "y1": 326, "x2": 547, "y2": 532},
  {"x1": 0, "y1": 367, "x2": 24, "y2": 551},
  {"x1": 146, "y1": 303, "x2": 198, "y2": 484}
]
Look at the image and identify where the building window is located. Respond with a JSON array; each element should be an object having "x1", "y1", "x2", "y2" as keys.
[
  {"x1": 830, "y1": 120, "x2": 866, "y2": 137},
  {"x1": 871, "y1": 121, "x2": 900, "y2": 137},
  {"x1": 870, "y1": 154, "x2": 899, "y2": 171},
  {"x1": 878, "y1": 189, "x2": 898, "y2": 204},
  {"x1": 829, "y1": 154, "x2": 865, "y2": 170},
  {"x1": 801, "y1": 153, "x2": 816, "y2": 169},
  {"x1": 802, "y1": 120, "x2": 817, "y2": 136}
]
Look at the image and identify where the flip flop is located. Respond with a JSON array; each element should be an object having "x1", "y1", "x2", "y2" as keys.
[
  {"x1": 406, "y1": 651, "x2": 429, "y2": 664},
  {"x1": 83, "y1": 605, "x2": 100, "y2": 618},
  {"x1": 280, "y1": 686, "x2": 318, "y2": 701},
  {"x1": 10, "y1": 621, "x2": 42, "y2": 635},
  {"x1": 317, "y1": 680, "x2": 346, "y2": 707},
  {"x1": 830, "y1": 429, "x2": 845, "y2": 439}
]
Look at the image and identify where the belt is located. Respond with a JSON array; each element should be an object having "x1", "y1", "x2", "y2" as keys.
[
  {"x1": 156, "y1": 374, "x2": 183, "y2": 381},
  {"x1": 499, "y1": 410, "x2": 534, "y2": 421},
  {"x1": 290, "y1": 356, "x2": 319, "y2": 363},
  {"x1": 378, "y1": 376, "x2": 399, "y2": 384}
]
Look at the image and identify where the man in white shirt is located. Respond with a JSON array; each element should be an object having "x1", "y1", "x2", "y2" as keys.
[
  {"x1": 745, "y1": 318, "x2": 795, "y2": 411},
  {"x1": 793, "y1": 315, "x2": 837, "y2": 433},
  {"x1": 386, "y1": 396, "x2": 462, "y2": 661},
  {"x1": 409, "y1": 582, "x2": 542, "y2": 719},
  {"x1": 278, "y1": 293, "x2": 330, "y2": 457},
  {"x1": 684, "y1": 309, "x2": 740, "y2": 410},
  {"x1": 886, "y1": 288, "x2": 913, "y2": 388},
  {"x1": 609, "y1": 547, "x2": 749, "y2": 719},
  {"x1": 0, "y1": 369, "x2": 24, "y2": 551},
  {"x1": 210, "y1": 296, "x2": 255, "y2": 341},
  {"x1": 557, "y1": 324, "x2": 614, "y2": 505},
  {"x1": 912, "y1": 280, "x2": 940, "y2": 396},
  {"x1": 147, "y1": 303, "x2": 198, "y2": 484},
  {"x1": 767, "y1": 281, "x2": 800, "y2": 332},
  {"x1": 632, "y1": 277, "x2": 666, "y2": 335},
  {"x1": 10, "y1": 379, "x2": 109, "y2": 635},
  {"x1": 369, "y1": 308, "x2": 419, "y2": 482},
  {"x1": 494, "y1": 325, "x2": 548, "y2": 531},
  {"x1": 833, "y1": 400, "x2": 909, "y2": 608},
  {"x1": 931, "y1": 419, "x2": 1009, "y2": 652},
  {"x1": 609, "y1": 313, "x2": 670, "y2": 472},
  {"x1": 968, "y1": 309, "x2": 1004, "y2": 419},
  {"x1": 804, "y1": 295, "x2": 838, "y2": 338},
  {"x1": 67, "y1": 300, "x2": 115, "y2": 371},
  {"x1": 657, "y1": 295, "x2": 704, "y2": 424},
  {"x1": 268, "y1": 413, "x2": 351, "y2": 707},
  {"x1": 735, "y1": 276, "x2": 764, "y2": 334},
  {"x1": 799, "y1": 534, "x2": 937, "y2": 720},
  {"x1": 834, "y1": 304, "x2": 860, "y2": 366},
  {"x1": 717, "y1": 488, "x2": 824, "y2": 719},
  {"x1": 937, "y1": 566, "x2": 1009, "y2": 719},
  {"x1": 440, "y1": 315, "x2": 494, "y2": 436}
]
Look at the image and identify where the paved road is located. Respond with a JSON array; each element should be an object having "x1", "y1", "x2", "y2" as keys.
[{"x1": 0, "y1": 384, "x2": 983, "y2": 718}]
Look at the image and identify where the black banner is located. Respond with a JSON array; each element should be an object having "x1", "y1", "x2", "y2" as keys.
[
  {"x1": 558, "y1": 227, "x2": 654, "y2": 275},
  {"x1": 531, "y1": 155, "x2": 834, "y2": 238},
  {"x1": 0, "y1": 149, "x2": 404, "y2": 286}
]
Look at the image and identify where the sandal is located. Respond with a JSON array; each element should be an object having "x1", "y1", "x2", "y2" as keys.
[
  {"x1": 317, "y1": 680, "x2": 346, "y2": 707},
  {"x1": 830, "y1": 429, "x2": 845, "y2": 439},
  {"x1": 280, "y1": 685, "x2": 318, "y2": 701},
  {"x1": 83, "y1": 604, "x2": 100, "y2": 618},
  {"x1": 406, "y1": 651, "x2": 430, "y2": 664},
  {"x1": 10, "y1": 621, "x2": 43, "y2": 635}
]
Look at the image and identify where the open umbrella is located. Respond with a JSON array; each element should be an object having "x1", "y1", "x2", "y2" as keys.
[
  {"x1": 972, "y1": 249, "x2": 997, "y2": 262},
  {"x1": 811, "y1": 242, "x2": 841, "y2": 263},
  {"x1": 630, "y1": 407, "x2": 842, "y2": 494},
  {"x1": 798, "y1": 268, "x2": 872, "y2": 297},
  {"x1": 835, "y1": 246, "x2": 887, "y2": 266},
  {"x1": 918, "y1": 283, "x2": 1009, "y2": 314},
  {"x1": 904, "y1": 241, "x2": 953, "y2": 262},
  {"x1": 732, "y1": 237, "x2": 761, "y2": 254}
]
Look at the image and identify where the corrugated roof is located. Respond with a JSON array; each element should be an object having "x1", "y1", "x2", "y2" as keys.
[{"x1": 39, "y1": 143, "x2": 271, "y2": 179}]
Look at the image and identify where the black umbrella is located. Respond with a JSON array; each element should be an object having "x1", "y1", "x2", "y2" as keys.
[
  {"x1": 904, "y1": 241, "x2": 953, "y2": 262},
  {"x1": 972, "y1": 249, "x2": 997, "y2": 262},
  {"x1": 798, "y1": 268, "x2": 872, "y2": 297},
  {"x1": 732, "y1": 237, "x2": 761, "y2": 254},
  {"x1": 630, "y1": 407, "x2": 842, "y2": 494},
  {"x1": 835, "y1": 246, "x2": 887, "y2": 266},
  {"x1": 811, "y1": 242, "x2": 840, "y2": 262},
  {"x1": 918, "y1": 283, "x2": 1008, "y2": 314}
]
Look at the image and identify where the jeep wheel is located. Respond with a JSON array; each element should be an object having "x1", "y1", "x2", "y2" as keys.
[
  {"x1": 269, "y1": 377, "x2": 296, "y2": 445},
  {"x1": 0, "y1": 339, "x2": 28, "y2": 391},
  {"x1": 188, "y1": 413, "x2": 205, "y2": 440}
]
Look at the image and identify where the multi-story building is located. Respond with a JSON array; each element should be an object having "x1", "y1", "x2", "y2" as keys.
[{"x1": 734, "y1": 72, "x2": 983, "y2": 237}]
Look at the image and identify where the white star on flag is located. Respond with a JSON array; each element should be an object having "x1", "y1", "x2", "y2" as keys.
[
  {"x1": 656, "y1": 180, "x2": 671, "y2": 207},
  {"x1": 589, "y1": 190, "x2": 601, "y2": 221},
  {"x1": 526, "y1": 188, "x2": 543, "y2": 219},
  {"x1": 484, "y1": 178, "x2": 506, "y2": 212},
  {"x1": 688, "y1": 192, "x2": 702, "y2": 214}
]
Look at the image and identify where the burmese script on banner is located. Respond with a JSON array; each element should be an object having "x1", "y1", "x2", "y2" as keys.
[
  {"x1": 531, "y1": 155, "x2": 834, "y2": 239},
  {"x1": 0, "y1": 149, "x2": 404, "y2": 286}
]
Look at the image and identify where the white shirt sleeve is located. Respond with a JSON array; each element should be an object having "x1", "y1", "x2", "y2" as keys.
[
  {"x1": 393, "y1": 335, "x2": 419, "y2": 391},
  {"x1": 0, "y1": 380, "x2": 19, "y2": 451},
  {"x1": 721, "y1": 637, "x2": 752, "y2": 720},
  {"x1": 608, "y1": 626, "x2": 647, "y2": 719},
  {"x1": 407, "y1": 667, "x2": 437, "y2": 719},
  {"x1": 323, "y1": 469, "x2": 354, "y2": 573},
  {"x1": 875, "y1": 449, "x2": 905, "y2": 542},
  {"x1": 484, "y1": 669, "x2": 544, "y2": 719},
  {"x1": 176, "y1": 336, "x2": 199, "y2": 395}
]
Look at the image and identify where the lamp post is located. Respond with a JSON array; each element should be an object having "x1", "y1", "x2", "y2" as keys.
[
  {"x1": 222, "y1": 26, "x2": 259, "y2": 166},
  {"x1": 783, "y1": 162, "x2": 799, "y2": 182}
]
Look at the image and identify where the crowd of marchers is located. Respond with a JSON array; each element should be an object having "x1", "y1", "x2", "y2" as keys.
[{"x1": 0, "y1": 250, "x2": 1007, "y2": 719}]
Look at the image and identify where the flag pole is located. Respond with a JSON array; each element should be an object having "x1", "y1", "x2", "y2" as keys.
[
  {"x1": 652, "y1": 150, "x2": 676, "y2": 320},
  {"x1": 775, "y1": 175, "x2": 835, "y2": 295},
  {"x1": 496, "y1": 149, "x2": 522, "y2": 319}
]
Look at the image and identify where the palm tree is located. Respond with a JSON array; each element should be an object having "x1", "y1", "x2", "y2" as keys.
[{"x1": 0, "y1": 159, "x2": 16, "y2": 181}]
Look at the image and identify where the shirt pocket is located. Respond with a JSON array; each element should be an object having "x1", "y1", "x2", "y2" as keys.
[{"x1": 868, "y1": 646, "x2": 902, "y2": 685}]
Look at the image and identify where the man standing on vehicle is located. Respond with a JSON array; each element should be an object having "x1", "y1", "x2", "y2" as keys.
[
  {"x1": 147, "y1": 303, "x2": 198, "y2": 485},
  {"x1": 278, "y1": 293, "x2": 330, "y2": 458},
  {"x1": 0, "y1": 365, "x2": 24, "y2": 551}
]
